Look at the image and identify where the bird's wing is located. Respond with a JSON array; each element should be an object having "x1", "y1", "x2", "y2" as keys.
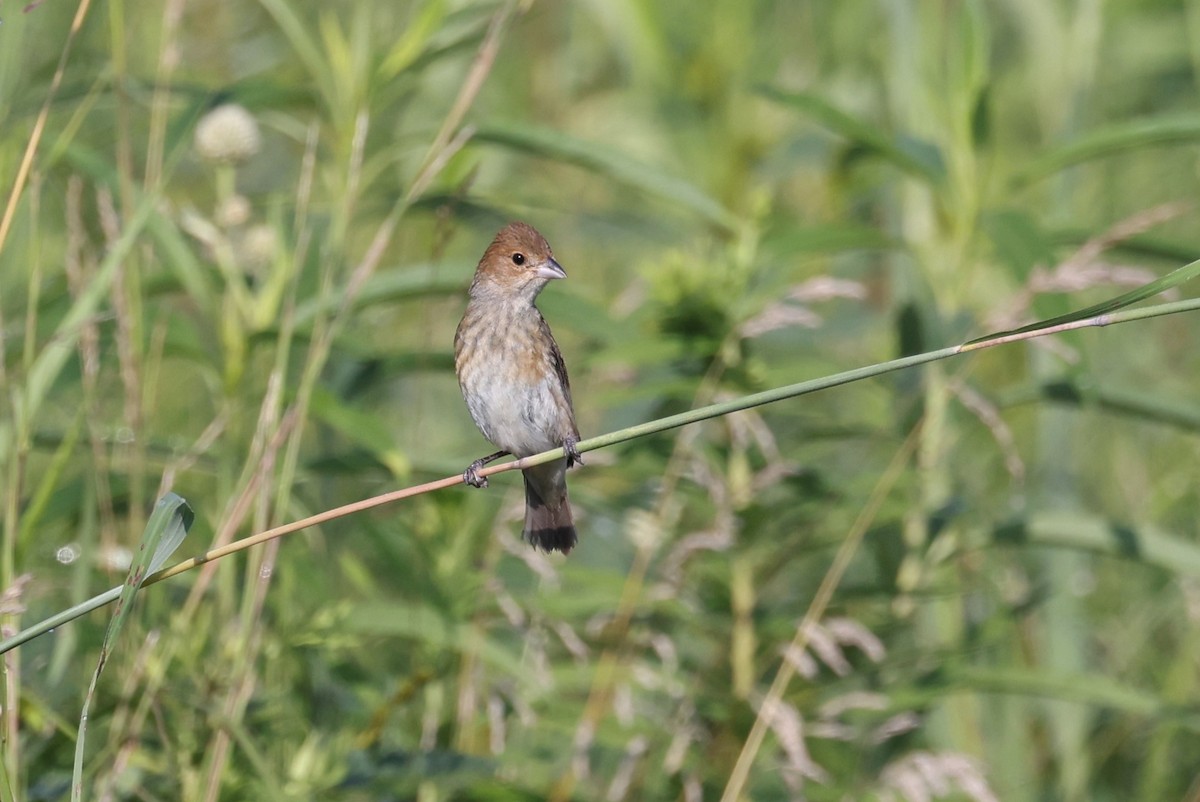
[{"x1": 539, "y1": 312, "x2": 580, "y2": 437}]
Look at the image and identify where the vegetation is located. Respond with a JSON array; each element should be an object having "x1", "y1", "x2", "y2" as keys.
[{"x1": 3, "y1": 1, "x2": 1200, "y2": 799}]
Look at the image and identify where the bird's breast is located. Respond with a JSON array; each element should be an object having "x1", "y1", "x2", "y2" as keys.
[{"x1": 455, "y1": 307, "x2": 574, "y2": 457}]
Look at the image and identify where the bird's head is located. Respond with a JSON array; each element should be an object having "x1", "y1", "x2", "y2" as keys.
[{"x1": 469, "y1": 221, "x2": 566, "y2": 303}]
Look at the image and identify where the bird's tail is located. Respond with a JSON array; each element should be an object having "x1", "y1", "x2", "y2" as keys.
[{"x1": 523, "y1": 468, "x2": 577, "y2": 554}]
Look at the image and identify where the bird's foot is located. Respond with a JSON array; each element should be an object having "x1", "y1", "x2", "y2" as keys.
[
  {"x1": 564, "y1": 435, "x2": 584, "y2": 469},
  {"x1": 463, "y1": 460, "x2": 489, "y2": 488},
  {"x1": 463, "y1": 449, "x2": 509, "y2": 488}
]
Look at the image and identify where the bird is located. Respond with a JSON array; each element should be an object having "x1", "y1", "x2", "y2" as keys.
[{"x1": 454, "y1": 222, "x2": 583, "y2": 554}]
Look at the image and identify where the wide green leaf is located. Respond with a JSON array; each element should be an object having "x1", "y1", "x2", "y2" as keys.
[
  {"x1": 758, "y1": 86, "x2": 946, "y2": 183},
  {"x1": 991, "y1": 510, "x2": 1200, "y2": 578},
  {"x1": 1017, "y1": 114, "x2": 1200, "y2": 185},
  {"x1": 473, "y1": 124, "x2": 741, "y2": 231}
]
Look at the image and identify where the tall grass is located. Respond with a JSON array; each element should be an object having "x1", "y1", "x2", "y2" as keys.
[{"x1": 2, "y1": 1, "x2": 1200, "y2": 800}]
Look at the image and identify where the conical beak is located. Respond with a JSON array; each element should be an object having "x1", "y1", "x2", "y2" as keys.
[{"x1": 536, "y1": 258, "x2": 567, "y2": 280}]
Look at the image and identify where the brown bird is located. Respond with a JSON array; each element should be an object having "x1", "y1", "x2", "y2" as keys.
[{"x1": 454, "y1": 222, "x2": 582, "y2": 553}]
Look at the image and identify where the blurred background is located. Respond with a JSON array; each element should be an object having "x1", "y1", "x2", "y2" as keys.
[{"x1": 2, "y1": 1, "x2": 1200, "y2": 799}]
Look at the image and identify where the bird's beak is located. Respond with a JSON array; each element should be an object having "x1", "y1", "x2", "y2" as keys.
[{"x1": 536, "y1": 258, "x2": 567, "y2": 281}]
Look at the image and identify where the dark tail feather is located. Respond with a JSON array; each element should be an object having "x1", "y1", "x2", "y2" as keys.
[{"x1": 523, "y1": 473, "x2": 577, "y2": 554}]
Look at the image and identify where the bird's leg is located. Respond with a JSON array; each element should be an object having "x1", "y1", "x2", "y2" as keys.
[
  {"x1": 464, "y1": 450, "x2": 509, "y2": 488},
  {"x1": 563, "y1": 435, "x2": 584, "y2": 469}
]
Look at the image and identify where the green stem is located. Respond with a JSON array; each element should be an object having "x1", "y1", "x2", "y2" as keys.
[{"x1": 1, "y1": 295, "x2": 1199, "y2": 656}]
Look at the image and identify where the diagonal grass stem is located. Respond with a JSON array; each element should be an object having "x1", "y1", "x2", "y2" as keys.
[{"x1": 1, "y1": 294, "x2": 1198, "y2": 656}]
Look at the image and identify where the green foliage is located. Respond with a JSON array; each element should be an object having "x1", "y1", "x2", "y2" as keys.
[
  {"x1": 2, "y1": 2, "x2": 1200, "y2": 801},
  {"x1": 72, "y1": 494, "x2": 192, "y2": 801}
]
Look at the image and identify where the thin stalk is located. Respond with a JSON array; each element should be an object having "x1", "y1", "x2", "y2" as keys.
[
  {"x1": 0, "y1": 0, "x2": 97, "y2": 254},
  {"x1": 144, "y1": 0, "x2": 185, "y2": 190},
  {"x1": 2, "y1": 295, "x2": 1197, "y2": 656},
  {"x1": 199, "y1": 172, "x2": 304, "y2": 802}
]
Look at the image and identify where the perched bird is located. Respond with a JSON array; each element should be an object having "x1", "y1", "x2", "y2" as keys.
[{"x1": 454, "y1": 222, "x2": 583, "y2": 553}]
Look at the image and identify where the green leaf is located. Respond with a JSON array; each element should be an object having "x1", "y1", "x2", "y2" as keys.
[
  {"x1": 763, "y1": 223, "x2": 895, "y2": 257},
  {"x1": 758, "y1": 86, "x2": 946, "y2": 183},
  {"x1": 967, "y1": 257, "x2": 1200, "y2": 344},
  {"x1": 1016, "y1": 114, "x2": 1200, "y2": 185},
  {"x1": 344, "y1": 601, "x2": 526, "y2": 680},
  {"x1": 983, "y1": 210, "x2": 1055, "y2": 281},
  {"x1": 292, "y1": 262, "x2": 473, "y2": 331},
  {"x1": 72, "y1": 494, "x2": 193, "y2": 802},
  {"x1": 379, "y1": 0, "x2": 448, "y2": 78},
  {"x1": 890, "y1": 665, "x2": 1195, "y2": 724},
  {"x1": 20, "y1": 189, "x2": 158, "y2": 430},
  {"x1": 17, "y1": 413, "x2": 85, "y2": 552},
  {"x1": 473, "y1": 124, "x2": 741, "y2": 232},
  {"x1": 256, "y1": 0, "x2": 336, "y2": 113},
  {"x1": 145, "y1": 206, "x2": 218, "y2": 313},
  {"x1": 1047, "y1": 229, "x2": 1200, "y2": 265},
  {"x1": 0, "y1": 758, "x2": 13, "y2": 802},
  {"x1": 1004, "y1": 380, "x2": 1200, "y2": 432},
  {"x1": 310, "y1": 386, "x2": 410, "y2": 478},
  {"x1": 990, "y1": 510, "x2": 1200, "y2": 578},
  {"x1": 537, "y1": 291, "x2": 615, "y2": 343}
]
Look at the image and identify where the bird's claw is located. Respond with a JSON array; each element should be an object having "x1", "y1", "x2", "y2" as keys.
[
  {"x1": 564, "y1": 436, "x2": 584, "y2": 469},
  {"x1": 464, "y1": 461, "x2": 489, "y2": 488},
  {"x1": 463, "y1": 449, "x2": 508, "y2": 488}
]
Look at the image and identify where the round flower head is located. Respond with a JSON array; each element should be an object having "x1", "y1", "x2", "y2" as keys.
[
  {"x1": 238, "y1": 224, "x2": 277, "y2": 272},
  {"x1": 194, "y1": 104, "x2": 262, "y2": 165},
  {"x1": 215, "y1": 194, "x2": 251, "y2": 228}
]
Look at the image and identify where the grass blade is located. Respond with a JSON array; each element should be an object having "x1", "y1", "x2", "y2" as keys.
[
  {"x1": 1016, "y1": 114, "x2": 1200, "y2": 185},
  {"x1": 758, "y1": 85, "x2": 946, "y2": 183},
  {"x1": 291, "y1": 262, "x2": 472, "y2": 330},
  {"x1": 890, "y1": 666, "x2": 1193, "y2": 724},
  {"x1": 473, "y1": 123, "x2": 741, "y2": 231},
  {"x1": 1004, "y1": 380, "x2": 1200, "y2": 432},
  {"x1": 22, "y1": 192, "x2": 157, "y2": 421},
  {"x1": 966, "y1": 257, "x2": 1200, "y2": 344},
  {"x1": 763, "y1": 222, "x2": 896, "y2": 256},
  {"x1": 991, "y1": 511, "x2": 1200, "y2": 578},
  {"x1": 71, "y1": 493, "x2": 193, "y2": 802}
]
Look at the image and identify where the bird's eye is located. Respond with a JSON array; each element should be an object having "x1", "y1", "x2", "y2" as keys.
[{"x1": 511, "y1": 252, "x2": 525, "y2": 266}]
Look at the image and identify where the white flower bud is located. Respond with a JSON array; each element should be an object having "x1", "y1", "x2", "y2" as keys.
[
  {"x1": 194, "y1": 103, "x2": 261, "y2": 165},
  {"x1": 239, "y1": 224, "x2": 277, "y2": 271},
  {"x1": 215, "y1": 194, "x2": 251, "y2": 228}
]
